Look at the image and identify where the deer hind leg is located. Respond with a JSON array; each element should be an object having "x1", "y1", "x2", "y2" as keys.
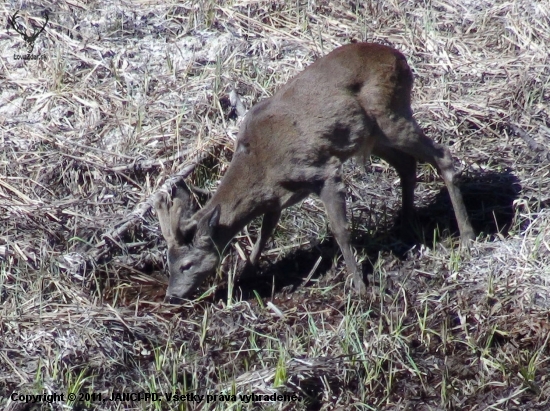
[
  {"x1": 372, "y1": 145, "x2": 417, "y2": 222},
  {"x1": 376, "y1": 115, "x2": 475, "y2": 245},
  {"x1": 318, "y1": 167, "x2": 366, "y2": 294}
]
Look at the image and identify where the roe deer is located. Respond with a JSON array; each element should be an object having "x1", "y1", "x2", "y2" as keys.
[{"x1": 154, "y1": 42, "x2": 475, "y2": 303}]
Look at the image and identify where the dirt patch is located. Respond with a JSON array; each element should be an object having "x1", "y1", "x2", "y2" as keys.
[{"x1": 1, "y1": 1, "x2": 549, "y2": 410}]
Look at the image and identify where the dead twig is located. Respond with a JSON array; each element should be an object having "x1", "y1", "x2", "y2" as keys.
[
  {"x1": 509, "y1": 123, "x2": 550, "y2": 160},
  {"x1": 59, "y1": 151, "x2": 210, "y2": 273}
]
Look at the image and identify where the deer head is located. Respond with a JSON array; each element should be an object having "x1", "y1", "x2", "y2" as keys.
[{"x1": 154, "y1": 180, "x2": 222, "y2": 303}]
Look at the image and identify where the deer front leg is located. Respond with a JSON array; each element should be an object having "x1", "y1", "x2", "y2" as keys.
[
  {"x1": 434, "y1": 146, "x2": 475, "y2": 247},
  {"x1": 249, "y1": 210, "x2": 281, "y2": 266},
  {"x1": 319, "y1": 171, "x2": 367, "y2": 295}
]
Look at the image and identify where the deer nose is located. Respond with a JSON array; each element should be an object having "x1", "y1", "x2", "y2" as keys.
[{"x1": 164, "y1": 295, "x2": 185, "y2": 305}]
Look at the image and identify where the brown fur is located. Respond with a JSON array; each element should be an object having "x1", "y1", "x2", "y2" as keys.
[{"x1": 154, "y1": 43, "x2": 475, "y2": 302}]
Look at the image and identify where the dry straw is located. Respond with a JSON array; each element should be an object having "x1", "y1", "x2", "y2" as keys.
[{"x1": 1, "y1": 0, "x2": 549, "y2": 409}]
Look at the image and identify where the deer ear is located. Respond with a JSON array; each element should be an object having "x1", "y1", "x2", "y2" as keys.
[
  {"x1": 172, "y1": 179, "x2": 197, "y2": 219},
  {"x1": 176, "y1": 219, "x2": 197, "y2": 244},
  {"x1": 193, "y1": 206, "x2": 220, "y2": 248},
  {"x1": 168, "y1": 178, "x2": 200, "y2": 245}
]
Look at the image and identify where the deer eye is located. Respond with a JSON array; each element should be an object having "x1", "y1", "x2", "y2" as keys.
[{"x1": 179, "y1": 262, "x2": 193, "y2": 272}]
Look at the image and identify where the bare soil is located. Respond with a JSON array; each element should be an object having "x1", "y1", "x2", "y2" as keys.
[{"x1": 1, "y1": 1, "x2": 549, "y2": 410}]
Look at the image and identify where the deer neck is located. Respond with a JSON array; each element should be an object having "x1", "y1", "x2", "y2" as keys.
[{"x1": 197, "y1": 160, "x2": 276, "y2": 251}]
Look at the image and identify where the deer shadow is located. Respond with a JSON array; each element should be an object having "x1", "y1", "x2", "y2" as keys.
[{"x1": 218, "y1": 170, "x2": 523, "y2": 300}]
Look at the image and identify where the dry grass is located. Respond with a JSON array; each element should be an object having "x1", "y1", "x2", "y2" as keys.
[{"x1": 1, "y1": 0, "x2": 550, "y2": 410}]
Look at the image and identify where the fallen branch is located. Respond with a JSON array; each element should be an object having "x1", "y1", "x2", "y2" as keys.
[
  {"x1": 60, "y1": 151, "x2": 211, "y2": 274},
  {"x1": 509, "y1": 123, "x2": 550, "y2": 160}
]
